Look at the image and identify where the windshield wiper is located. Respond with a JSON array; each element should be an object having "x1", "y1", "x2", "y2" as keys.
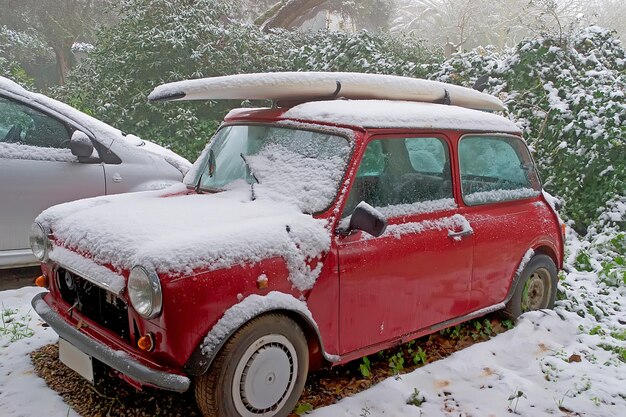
[
  {"x1": 194, "y1": 170, "x2": 204, "y2": 194},
  {"x1": 195, "y1": 149, "x2": 217, "y2": 194},
  {"x1": 240, "y1": 153, "x2": 258, "y2": 201}
]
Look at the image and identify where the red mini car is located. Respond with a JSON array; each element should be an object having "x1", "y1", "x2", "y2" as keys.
[{"x1": 31, "y1": 73, "x2": 563, "y2": 417}]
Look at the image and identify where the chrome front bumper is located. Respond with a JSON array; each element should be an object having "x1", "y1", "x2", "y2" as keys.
[{"x1": 31, "y1": 292, "x2": 190, "y2": 393}]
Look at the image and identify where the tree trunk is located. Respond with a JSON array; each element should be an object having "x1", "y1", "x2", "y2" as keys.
[
  {"x1": 261, "y1": 0, "x2": 329, "y2": 31},
  {"x1": 53, "y1": 44, "x2": 75, "y2": 86}
]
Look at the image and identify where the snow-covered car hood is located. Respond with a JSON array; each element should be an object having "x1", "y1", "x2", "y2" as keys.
[
  {"x1": 0, "y1": 77, "x2": 191, "y2": 175},
  {"x1": 36, "y1": 183, "x2": 330, "y2": 291}
]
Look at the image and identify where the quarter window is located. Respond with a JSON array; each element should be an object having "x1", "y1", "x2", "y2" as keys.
[
  {"x1": 343, "y1": 137, "x2": 455, "y2": 218},
  {"x1": 0, "y1": 96, "x2": 71, "y2": 149},
  {"x1": 459, "y1": 135, "x2": 540, "y2": 205}
]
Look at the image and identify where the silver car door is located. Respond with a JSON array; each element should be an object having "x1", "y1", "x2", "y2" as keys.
[{"x1": 0, "y1": 96, "x2": 105, "y2": 267}]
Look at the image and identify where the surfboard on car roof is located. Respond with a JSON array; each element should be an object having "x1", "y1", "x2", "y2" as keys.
[{"x1": 147, "y1": 71, "x2": 505, "y2": 112}]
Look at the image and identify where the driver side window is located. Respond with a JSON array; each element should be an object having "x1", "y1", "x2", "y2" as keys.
[
  {"x1": 0, "y1": 96, "x2": 71, "y2": 149},
  {"x1": 343, "y1": 137, "x2": 454, "y2": 218}
]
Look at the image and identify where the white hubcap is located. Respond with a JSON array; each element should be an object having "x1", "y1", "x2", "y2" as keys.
[{"x1": 232, "y1": 334, "x2": 298, "y2": 416}]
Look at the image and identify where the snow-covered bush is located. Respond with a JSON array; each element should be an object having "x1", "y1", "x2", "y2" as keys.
[
  {"x1": 429, "y1": 27, "x2": 626, "y2": 234},
  {"x1": 281, "y1": 30, "x2": 433, "y2": 76},
  {"x1": 0, "y1": 26, "x2": 48, "y2": 88},
  {"x1": 574, "y1": 196, "x2": 625, "y2": 286}
]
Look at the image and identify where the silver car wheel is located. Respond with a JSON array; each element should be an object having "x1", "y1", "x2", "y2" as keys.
[{"x1": 232, "y1": 334, "x2": 298, "y2": 416}]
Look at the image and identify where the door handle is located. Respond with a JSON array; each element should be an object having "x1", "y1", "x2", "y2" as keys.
[{"x1": 448, "y1": 228, "x2": 473, "y2": 239}]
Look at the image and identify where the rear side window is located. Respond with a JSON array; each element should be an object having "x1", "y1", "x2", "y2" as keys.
[{"x1": 459, "y1": 135, "x2": 541, "y2": 205}]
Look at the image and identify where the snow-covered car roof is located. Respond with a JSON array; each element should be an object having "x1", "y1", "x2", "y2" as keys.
[
  {"x1": 283, "y1": 100, "x2": 520, "y2": 132},
  {"x1": 225, "y1": 100, "x2": 521, "y2": 133}
]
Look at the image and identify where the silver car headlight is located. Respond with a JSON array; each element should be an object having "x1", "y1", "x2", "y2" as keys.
[
  {"x1": 128, "y1": 266, "x2": 162, "y2": 319},
  {"x1": 29, "y1": 222, "x2": 50, "y2": 261}
]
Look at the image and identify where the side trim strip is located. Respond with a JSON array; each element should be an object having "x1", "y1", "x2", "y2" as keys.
[{"x1": 429, "y1": 302, "x2": 506, "y2": 333}]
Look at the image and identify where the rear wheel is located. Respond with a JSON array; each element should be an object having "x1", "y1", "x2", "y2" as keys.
[
  {"x1": 194, "y1": 314, "x2": 309, "y2": 417},
  {"x1": 503, "y1": 254, "x2": 557, "y2": 319}
]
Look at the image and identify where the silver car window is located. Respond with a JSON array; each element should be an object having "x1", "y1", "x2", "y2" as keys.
[{"x1": 0, "y1": 96, "x2": 72, "y2": 149}]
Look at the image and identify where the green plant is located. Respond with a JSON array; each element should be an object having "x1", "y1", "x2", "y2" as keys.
[
  {"x1": 588, "y1": 325, "x2": 605, "y2": 336},
  {"x1": 412, "y1": 346, "x2": 427, "y2": 366},
  {"x1": 554, "y1": 391, "x2": 570, "y2": 410},
  {"x1": 441, "y1": 325, "x2": 462, "y2": 339},
  {"x1": 407, "y1": 388, "x2": 426, "y2": 407},
  {"x1": 599, "y1": 255, "x2": 626, "y2": 287},
  {"x1": 482, "y1": 319, "x2": 493, "y2": 336},
  {"x1": 508, "y1": 389, "x2": 526, "y2": 413},
  {"x1": 610, "y1": 329, "x2": 626, "y2": 341},
  {"x1": 0, "y1": 306, "x2": 35, "y2": 343},
  {"x1": 597, "y1": 344, "x2": 626, "y2": 363},
  {"x1": 388, "y1": 352, "x2": 405, "y2": 376},
  {"x1": 575, "y1": 250, "x2": 594, "y2": 271},
  {"x1": 359, "y1": 356, "x2": 371, "y2": 378},
  {"x1": 293, "y1": 402, "x2": 313, "y2": 415},
  {"x1": 502, "y1": 319, "x2": 515, "y2": 330}
]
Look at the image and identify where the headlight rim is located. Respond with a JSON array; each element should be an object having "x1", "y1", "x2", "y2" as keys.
[
  {"x1": 128, "y1": 265, "x2": 162, "y2": 319},
  {"x1": 29, "y1": 221, "x2": 51, "y2": 262}
]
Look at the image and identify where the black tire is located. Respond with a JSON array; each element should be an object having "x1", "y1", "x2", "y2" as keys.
[
  {"x1": 194, "y1": 314, "x2": 309, "y2": 417},
  {"x1": 503, "y1": 254, "x2": 558, "y2": 319}
]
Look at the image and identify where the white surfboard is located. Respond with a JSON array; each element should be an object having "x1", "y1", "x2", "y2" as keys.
[{"x1": 148, "y1": 72, "x2": 504, "y2": 112}]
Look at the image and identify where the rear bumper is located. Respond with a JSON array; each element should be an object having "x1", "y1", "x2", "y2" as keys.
[{"x1": 31, "y1": 292, "x2": 190, "y2": 393}]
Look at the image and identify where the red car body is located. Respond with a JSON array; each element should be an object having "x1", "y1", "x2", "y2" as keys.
[{"x1": 32, "y1": 105, "x2": 564, "y2": 395}]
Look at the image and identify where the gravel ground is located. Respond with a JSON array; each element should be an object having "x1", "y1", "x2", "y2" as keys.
[
  {"x1": 31, "y1": 344, "x2": 201, "y2": 417},
  {"x1": 30, "y1": 315, "x2": 507, "y2": 416}
]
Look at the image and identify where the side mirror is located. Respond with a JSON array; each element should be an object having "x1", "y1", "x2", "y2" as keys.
[
  {"x1": 70, "y1": 131, "x2": 94, "y2": 158},
  {"x1": 346, "y1": 201, "x2": 387, "y2": 237}
]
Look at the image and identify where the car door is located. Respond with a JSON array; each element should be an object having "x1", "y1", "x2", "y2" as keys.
[
  {"x1": 456, "y1": 134, "x2": 545, "y2": 310},
  {"x1": 0, "y1": 95, "x2": 104, "y2": 266},
  {"x1": 337, "y1": 134, "x2": 473, "y2": 354}
]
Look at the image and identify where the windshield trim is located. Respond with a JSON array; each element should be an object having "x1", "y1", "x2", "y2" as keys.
[{"x1": 187, "y1": 122, "x2": 354, "y2": 215}]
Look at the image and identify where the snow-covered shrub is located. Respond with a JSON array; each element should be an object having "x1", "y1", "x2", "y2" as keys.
[
  {"x1": 429, "y1": 27, "x2": 626, "y2": 234},
  {"x1": 574, "y1": 196, "x2": 626, "y2": 286},
  {"x1": 0, "y1": 26, "x2": 48, "y2": 88},
  {"x1": 281, "y1": 30, "x2": 434, "y2": 77}
]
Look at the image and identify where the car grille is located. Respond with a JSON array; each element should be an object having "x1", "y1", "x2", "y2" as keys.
[{"x1": 56, "y1": 268, "x2": 130, "y2": 341}]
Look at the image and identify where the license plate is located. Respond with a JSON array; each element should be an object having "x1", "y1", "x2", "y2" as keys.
[{"x1": 59, "y1": 338, "x2": 94, "y2": 384}]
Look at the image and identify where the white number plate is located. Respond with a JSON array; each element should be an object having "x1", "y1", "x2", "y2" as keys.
[{"x1": 58, "y1": 338, "x2": 94, "y2": 384}]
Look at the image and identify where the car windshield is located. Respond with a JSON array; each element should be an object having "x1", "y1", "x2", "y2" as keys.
[{"x1": 185, "y1": 125, "x2": 352, "y2": 213}]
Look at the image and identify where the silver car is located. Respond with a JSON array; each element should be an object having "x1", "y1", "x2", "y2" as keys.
[{"x1": 0, "y1": 77, "x2": 191, "y2": 269}]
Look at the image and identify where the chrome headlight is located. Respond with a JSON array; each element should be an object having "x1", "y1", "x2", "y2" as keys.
[
  {"x1": 128, "y1": 266, "x2": 162, "y2": 319},
  {"x1": 29, "y1": 222, "x2": 50, "y2": 261}
]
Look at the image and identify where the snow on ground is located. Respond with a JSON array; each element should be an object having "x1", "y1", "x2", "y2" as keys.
[
  {"x1": 0, "y1": 286, "x2": 79, "y2": 417},
  {"x1": 0, "y1": 234, "x2": 624, "y2": 417}
]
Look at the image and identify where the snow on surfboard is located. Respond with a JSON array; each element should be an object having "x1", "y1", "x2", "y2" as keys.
[{"x1": 148, "y1": 72, "x2": 504, "y2": 112}]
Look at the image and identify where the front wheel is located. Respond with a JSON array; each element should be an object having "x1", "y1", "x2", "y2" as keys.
[
  {"x1": 194, "y1": 314, "x2": 309, "y2": 417},
  {"x1": 503, "y1": 254, "x2": 558, "y2": 319}
]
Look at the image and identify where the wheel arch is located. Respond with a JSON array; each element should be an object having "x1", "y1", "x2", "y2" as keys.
[
  {"x1": 184, "y1": 306, "x2": 335, "y2": 377},
  {"x1": 532, "y1": 245, "x2": 560, "y2": 269},
  {"x1": 503, "y1": 249, "x2": 558, "y2": 307}
]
